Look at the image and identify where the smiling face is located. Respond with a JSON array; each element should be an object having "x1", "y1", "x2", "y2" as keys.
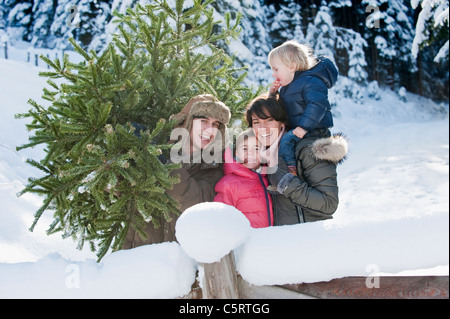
[
  {"x1": 251, "y1": 111, "x2": 285, "y2": 147},
  {"x1": 246, "y1": 94, "x2": 287, "y2": 148},
  {"x1": 236, "y1": 135, "x2": 261, "y2": 170},
  {"x1": 190, "y1": 117, "x2": 221, "y2": 153},
  {"x1": 269, "y1": 57, "x2": 296, "y2": 87}
]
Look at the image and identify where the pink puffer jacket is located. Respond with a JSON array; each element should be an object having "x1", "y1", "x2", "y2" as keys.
[{"x1": 214, "y1": 149, "x2": 273, "y2": 228}]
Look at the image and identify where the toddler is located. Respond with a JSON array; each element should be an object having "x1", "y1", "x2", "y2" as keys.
[{"x1": 268, "y1": 40, "x2": 338, "y2": 175}]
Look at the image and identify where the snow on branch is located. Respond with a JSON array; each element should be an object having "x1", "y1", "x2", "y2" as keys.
[{"x1": 411, "y1": 0, "x2": 449, "y2": 60}]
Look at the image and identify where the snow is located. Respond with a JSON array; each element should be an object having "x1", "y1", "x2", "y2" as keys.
[
  {"x1": 236, "y1": 214, "x2": 448, "y2": 285},
  {"x1": 434, "y1": 39, "x2": 449, "y2": 62},
  {"x1": 0, "y1": 243, "x2": 197, "y2": 298},
  {"x1": 175, "y1": 202, "x2": 251, "y2": 264},
  {"x1": 0, "y1": 49, "x2": 449, "y2": 298},
  {"x1": 412, "y1": 0, "x2": 449, "y2": 59}
]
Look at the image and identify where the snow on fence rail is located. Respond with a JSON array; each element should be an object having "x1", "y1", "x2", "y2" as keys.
[
  {"x1": 177, "y1": 202, "x2": 449, "y2": 299},
  {"x1": 0, "y1": 202, "x2": 448, "y2": 299}
]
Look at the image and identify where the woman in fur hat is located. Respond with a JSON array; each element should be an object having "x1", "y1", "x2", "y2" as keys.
[
  {"x1": 246, "y1": 92, "x2": 348, "y2": 225},
  {"x1": 123, "y1": 94, "x2": 231, "y2": 248}
]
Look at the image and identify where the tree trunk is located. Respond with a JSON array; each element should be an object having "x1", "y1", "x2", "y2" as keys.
[{"x1": 417, "y1": 51, "x2": 423, "y2": 96}]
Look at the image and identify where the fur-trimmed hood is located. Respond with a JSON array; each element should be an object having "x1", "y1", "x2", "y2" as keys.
[{"x1": 310, "y1": 133, "x2": 348, "y2": 164}]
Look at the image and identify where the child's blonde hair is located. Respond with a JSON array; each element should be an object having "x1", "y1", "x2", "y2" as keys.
[{"x1": 268, "y1": 40, "x2": 317, "y2": 72}]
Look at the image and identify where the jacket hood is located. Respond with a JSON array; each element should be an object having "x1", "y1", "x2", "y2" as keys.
[
  {"x1": 310, "y1": 133, "x2": 348, "y2": 164},
  {"x1": 301, "y1": 57, "x2": 338, "y2": 89}
]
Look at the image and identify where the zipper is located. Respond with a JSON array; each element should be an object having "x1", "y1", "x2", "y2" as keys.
[
  {"x1": 257, "y1": 173, "x2": 272, "y2": 226},
  {"x1": 295, "y1": 205, "x2": 305, "y2": 223},
  {"x1": 272, "y1": 191, "x2": 279, "y2": 226}
]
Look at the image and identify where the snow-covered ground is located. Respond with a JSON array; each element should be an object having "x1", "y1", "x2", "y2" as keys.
[{"x1": 0, "y1": 54, "x2": 448, "y2": 298}]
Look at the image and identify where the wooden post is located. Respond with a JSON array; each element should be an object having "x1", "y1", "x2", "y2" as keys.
[{"x1": 200, "y1": 252, "x2": 240, "y2": 299}]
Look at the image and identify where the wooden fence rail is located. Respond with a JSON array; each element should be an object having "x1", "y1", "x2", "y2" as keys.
[
  {"x1": 280, "y1": 276, "x2": 449, "y2": 299},
  {"x1": 199, "y1": 252, "x2": 449, "y2": 299}
]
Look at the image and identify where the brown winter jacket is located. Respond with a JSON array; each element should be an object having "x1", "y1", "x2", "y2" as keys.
[
  {"x1": 123, "y1": 94, "x2": 229, "y2": 249},
  {"x1": 269, "y1": 130, "x2": 348, "y2": 225},
  {"x1": 122, "y1": 160, "x2": 224, "y2": 248}
]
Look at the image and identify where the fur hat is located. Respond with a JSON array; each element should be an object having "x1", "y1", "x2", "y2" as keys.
[
  {"x1": 170, "y1": 94, "x2": 231, "y2": 149},
  {"x1": 170, "y1": 94, "x2": 231, "y2": 131}
]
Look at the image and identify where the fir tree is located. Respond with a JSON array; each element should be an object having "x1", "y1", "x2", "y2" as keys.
[
  {"x1": 16, "y1": 0, "x2": 257, "y2": 261},
  {"x1": 361, "y1": 0, "x2": 416, "y2": 89},
  {"x1": 270, "y1": 1, "x2": 305, "y2": 46},
  {"x1": 339, "y1": 29, "x2": 368, "y2": 85},
  {"x1": 3, "y1": 0, "x2": 33, "y2": 42},
  {"x1": 305, "y1": 4, "x2": 337, "y2": 66},
  {"x1": 335, "y1": 27, "x2": 368, "y2": 104},
  {"x1": 74, "y1": 0, "x2": 112, "y2": 49},
  {"x1": 51, "y1": 0, "x2": 112, "y2": 51},
  {"x1": 412, "y1": 0, "x2": 449, "y2": 63},
  {"x1": 235, "y1": 0, "x2": 273, "y2": 87},
  {"x1": 30, "y1": 0, "x2": 55, "y2": 48},
  {"x1": 50, "y1": 0, "x2": 77, "y2": 51}
]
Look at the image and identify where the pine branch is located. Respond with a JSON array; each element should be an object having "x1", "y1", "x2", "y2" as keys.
[{"x1": 16, "y1": 0, "x2": 255, "y2": 262}]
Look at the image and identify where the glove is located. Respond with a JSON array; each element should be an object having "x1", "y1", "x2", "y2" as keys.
[
  {"x1": 266, "y1": 158, "x2": 295, "y2": 195},
  {"x1": 276, "y1": 173, "x2": 295, "y2": 194}
]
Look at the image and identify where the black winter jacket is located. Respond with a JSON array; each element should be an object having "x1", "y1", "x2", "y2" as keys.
[
  {"x1": 269, "y1": 130, "x2": 348, "y2": 225},
  {"x1": 279, "y1": 57, "x2": 338, "y2": 132}
]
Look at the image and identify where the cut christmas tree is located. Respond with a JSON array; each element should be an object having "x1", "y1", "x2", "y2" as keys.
[{"x1": 16, "y1": 0, "x2": 259, "y2": 261}]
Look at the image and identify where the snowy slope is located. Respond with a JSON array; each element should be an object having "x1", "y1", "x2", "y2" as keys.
[
  {"x1": 0, "y1": 58, "x2": 96, "y2": 263},
  {"x1": 0, "y1": 56, "x2": 448, "y2": 298}
]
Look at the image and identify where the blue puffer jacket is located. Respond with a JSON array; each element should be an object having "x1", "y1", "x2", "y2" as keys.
[{"x1": 279, "y1": 57, "x2": 338, "y2": 132}]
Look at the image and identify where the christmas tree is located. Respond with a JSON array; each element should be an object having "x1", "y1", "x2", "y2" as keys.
[{"x1": 16, "y1": 0, "x2": 258, "y2": 261}]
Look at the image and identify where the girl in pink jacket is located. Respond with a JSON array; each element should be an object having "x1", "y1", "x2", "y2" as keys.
[{"x1": 214, "y1": 129, "x2": 274, "y2": 228}]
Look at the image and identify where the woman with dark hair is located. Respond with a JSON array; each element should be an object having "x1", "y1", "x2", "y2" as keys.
[{"x1": 246, "y1": 92, "x2": 348, "y2": 225}]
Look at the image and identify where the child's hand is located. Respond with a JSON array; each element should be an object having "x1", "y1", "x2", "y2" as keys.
[
  {"x1": 293, "y1": 126, "x2": 307, "y2": 139},
  {"x1": 269, "y1": 79, "x2": 281, "y2": 95}
]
